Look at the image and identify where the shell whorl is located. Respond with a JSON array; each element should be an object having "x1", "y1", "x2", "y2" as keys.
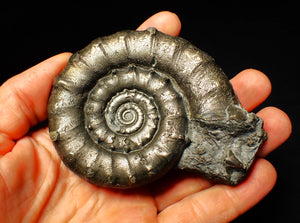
[
  {"x1": 48, "y1": 28, "x2": 193, "y2": 188},
  {"x1": 48, "y1": 28, "x2": 266, "y2": 188},
  {"x1": 84, "y1": 66, "x2": 186, "y2": 154}
]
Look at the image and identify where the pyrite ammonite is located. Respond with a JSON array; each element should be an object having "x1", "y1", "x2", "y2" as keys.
[{"x1": 48, "y1": 28, "x2": 267, "y2": 188}]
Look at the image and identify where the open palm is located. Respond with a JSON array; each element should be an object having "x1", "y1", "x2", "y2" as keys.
[{"x1": 0, "y1": 11, "x2": 292, "y2": 223}]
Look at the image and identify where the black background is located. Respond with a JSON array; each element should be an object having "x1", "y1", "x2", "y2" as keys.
[{"x1": 1, "y1": 3, "x2": 299, "y2": 222}]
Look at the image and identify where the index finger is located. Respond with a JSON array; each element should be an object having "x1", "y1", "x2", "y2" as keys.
[
  {"x1": 0, "y1": 53, "x2": 71, "y2": 154},
  {"x1": 137, "y1": 11, "x2": 181, "y2": 36}
]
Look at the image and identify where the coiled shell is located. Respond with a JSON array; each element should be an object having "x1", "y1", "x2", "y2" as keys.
[{"x1": 48, "y1": 28, "x2": 267, "y2": 188}]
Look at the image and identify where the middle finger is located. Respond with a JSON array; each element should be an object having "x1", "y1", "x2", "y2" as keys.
[{"x1": 230, "y1": 68, "x2": 271, "y2": 111}]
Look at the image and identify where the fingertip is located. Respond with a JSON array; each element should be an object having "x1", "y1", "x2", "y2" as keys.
[
  {"x1": 243, "y1": 68, "x2": 272, "y2": 90},
  {"x1": 230, "y1": 68, "x2": 272, "y2": 111},
  {"x1": 222, "y1": 159, "x2": 277, "y2": 221},
  {"x1": 264, "y1": 158, "x2": 278, "y2": 186},
  {"x1": 46, "y1": 52, "x2": 72, "y2": 70},
  {"x1": 55, "y1": 52, "x2": 72, "y2": 60},
  {"x1": 256, "y1": 106, "x2": 292, "y2": 157},
  {"x1": 137, "y1": 11, "x2": 181, "y2": 36},
  {"x1": 244, "y1": 158, "x2": 277, "y2": 189},
  {"x1": 234, "y1": 158, "x2": 277, "y2": 202}
]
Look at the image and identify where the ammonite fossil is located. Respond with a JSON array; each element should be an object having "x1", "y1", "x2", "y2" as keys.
[{"x1": 48, "y1": 28, "x2": 267, "y2": 188}]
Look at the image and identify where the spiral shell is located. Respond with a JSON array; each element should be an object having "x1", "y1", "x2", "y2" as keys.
[{"x1": 48, "y1": 28, "x2": 266, "y2": 188}]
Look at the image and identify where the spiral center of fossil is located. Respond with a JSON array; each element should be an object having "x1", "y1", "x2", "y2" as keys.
[
  {"x1": 117, "y1": 104, "x2": 140, "y2": 126},
  {"x1": 121, "y1": 110, "x2": 134, "y2": 123},
  {"x1": 83, "y1": 65, "x2": 187, "y2": 154},
  {"x1": 85, "y1": 85, "x2": 159, "y2": 153},
  {"x1": 105, "y1": 91, "x2": 146, "y2": 135}
]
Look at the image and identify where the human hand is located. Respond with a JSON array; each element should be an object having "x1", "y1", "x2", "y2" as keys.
[{"x1": 0, "y1": 11, "x2": 292, "y2": 223}]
